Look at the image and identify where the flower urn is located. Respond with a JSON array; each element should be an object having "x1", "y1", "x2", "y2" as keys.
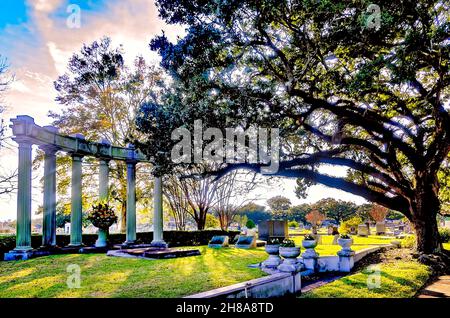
[
  {"x1": 302, "y1": 239, "x2": 317, "y2": 249},
  {"x1": 337, "y1": 238, "x2": 353, "y2": 252},
  {"x1": 262, "y1": 244, "x2": 281, "y2": 268},
  {"x1": 95, "y1": 228, "x2": 108, "y2": 248},
  {"x1": 302, "y1": 239, "x2": 319, "y2": 259},
  {"x1": 278, "y1": 246, "x2": 301, "y2": 272}
]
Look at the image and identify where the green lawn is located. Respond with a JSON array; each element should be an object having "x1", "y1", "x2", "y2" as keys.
[
  {"x1": 289, "y1": 235, "x2": 395, "y2": 256},
  {"x1": 300, "y1": 261, "x2": 430, "y2": 298},
  {"x1": 0, "y1": 246, "x2": 267, "y2": 298}
]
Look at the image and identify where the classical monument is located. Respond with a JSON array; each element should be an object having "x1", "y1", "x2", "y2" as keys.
[{"x1": 5, "y1": 115, "x2": 167, "y2": 260}]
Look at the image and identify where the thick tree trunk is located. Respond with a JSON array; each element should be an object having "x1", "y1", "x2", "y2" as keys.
[
  {"x1": 195, "y1": 209, "x2": 206, "y2": 230},
  {"x1": 197, "y1": 218, "x2": 205, "y2": 230},
  {"x1": 411, "y1": 179, "x2": 442, "y2": 254}
]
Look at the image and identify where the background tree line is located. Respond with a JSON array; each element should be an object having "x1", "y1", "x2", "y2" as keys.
[{"x1": 236, "y1": 196, "x2": 404, "y2": 227}]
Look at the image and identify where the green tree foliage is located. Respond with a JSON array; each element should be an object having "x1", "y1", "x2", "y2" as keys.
[
  {"x1": 48, "y1": 37, "x2": 161, "y2": 232},
  {"x1": 236, "y1": 202, "x2": 271, "y2": 224},
  {"x1": 312, "y1": 198, "x2": 357, "y2": 222},
  {"x1": 246, "y1": 219, "x2": 256, "y2": 229},
  {"x1": 267, "y1": 196, "x2": 292, "y2": 219},
  {"x1": 288, "y1": 204, "x2": 311, "y2": 223},
  {"x1": 205, "y1": 213, "x2": 220, "y2": 229},
  {"x1": 339, "y1": 216, "x2": 363, "y2": 234},
  {"x1": 138, "y1": 0, "x2": 450, "y2": 253}
]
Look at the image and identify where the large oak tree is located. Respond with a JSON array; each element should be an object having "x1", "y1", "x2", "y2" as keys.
[{"x1": 136, "y1": 0, "x2": 450, "y2": 254}]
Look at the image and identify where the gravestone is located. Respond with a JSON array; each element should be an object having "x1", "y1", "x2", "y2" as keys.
[
  {"x1": 327, "y1": 225, "x2": 334, "y2": 235},
  {"x1": 357, "y1": 224, "x2": 369, "y2": 237},
  {"x1": 235, "y1": 235, "x2": 257, "y2": 249},
  {"x1": 258, "y1": 220, "x2": 288, "y2": 241},
  {"x1": 328, "y1": 225, "x2": 339, "y2": 235},
  {"x1": 376, "y1": 222, "x2": 386, "y2": 235},
  {"x1": 208, "y1": 235, "x2": 229, "y2": 248}
]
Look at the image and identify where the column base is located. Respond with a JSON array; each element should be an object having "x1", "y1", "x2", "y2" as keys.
[
  {"x1": 68, "y1": 243, "x2": 83, "y2": 248},
  {"x1": 4, "y1": 249, "x2": 50, "y2": 261},
  {"x1": 150, "y1": 240, "x2": 168, "y2": 249},
  {"x1": 121, "y1": 240, "x2": 136, "y2": 248}
]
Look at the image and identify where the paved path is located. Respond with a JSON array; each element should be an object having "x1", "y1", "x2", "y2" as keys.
[
  {"x1": 417, "y1": 276, "x2": 450, "y2": 298},
  {"x1": 301, "y1": 275, "x2": 344, "y2": 293}
]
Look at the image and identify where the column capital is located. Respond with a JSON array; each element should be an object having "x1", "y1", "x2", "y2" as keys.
[
  {"x1": 39, "y1": 144, "x2": 59, "y2": 155},
  {"x1": 13, "y1": 137, "x2": 34, "y2": 147}
]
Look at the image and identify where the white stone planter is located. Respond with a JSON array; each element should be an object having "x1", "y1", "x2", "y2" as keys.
[
  {"x1": 302, "y1": 239, "x2": 319, "y2": 270},
  {"x1": 338, "y1": 238, "x2": 353, "y2": 251},
  {"x1": 302, "y1": 239, "x2": 317, "y2": 249},
  {"x1": 262, "y1": 244, "x2": 281, "y2": 268},
  {"x1": 278, "y1": 246, "x2": 301, "y2": 272}
]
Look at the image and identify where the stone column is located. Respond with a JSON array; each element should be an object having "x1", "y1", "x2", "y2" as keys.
[
  {"x1": 124, "y1": 161, "x2": 137, "y2": 245},
  {"x1": 69, "y1": 154, "x2": 83, "y2": 246},
  {"x1": 41, "y1": 144, "x2": 58, "y2": 247},
  {"x1": 151, "y1": 176, "x2": 167, "y2": 248},
  {"x1": 99, "y1": 159, "x2": 110, "y2": 201},
  {"x1": 14, "y1": 139, "x2": 33, "y2": 252}
]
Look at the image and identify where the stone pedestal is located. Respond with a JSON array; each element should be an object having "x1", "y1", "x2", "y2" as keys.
[
  {"x1": 262, "y1": 244, "x2": 281, "y2": 268},
  {"x1": 278, "y1": 247, "x2": 301, "y2": 273},
  {"x1": 338, "y1": 249, "x2": 355, "y2": 272},
  {"x1": 302, "y1": 241, "x2": 319, "y2": 271},
  {"x1": 95, "y1": 228, "x2": 108, "y2": 248}
]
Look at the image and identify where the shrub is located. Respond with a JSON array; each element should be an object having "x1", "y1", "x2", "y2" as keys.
[
  {"x1": 439, "y1": 228, "x2": 450, "y2": 243},
  {"x1": 339, "y1": 216, "x2": 363, "y2": 234},
  {"x1": 246, "y1": 219, "x2": 256, "y2": 229},
  {"x1": 288, "y1": 220, "x2": 299, "y2": 228},
  {"x1": 303, "y1": 234, "x2": 315, "y2": 240},
  {"x1": 401, "y1": 235, "x2": 416, "y2": 249},
  {"x1": 205, "y1": 214, "x2": 220, "y2": 229},
  {"x1": 280, "y1": 239, "x2": 296, "y2": 248}
]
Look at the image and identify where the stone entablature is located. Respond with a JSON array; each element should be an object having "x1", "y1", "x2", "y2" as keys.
[{"x1": 10, "y1": 115, "x2": 147, "y2": 162}]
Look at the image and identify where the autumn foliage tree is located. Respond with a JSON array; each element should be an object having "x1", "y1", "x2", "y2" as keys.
[
  {"x1": 369, "y1": 205, "x2": 389, "y2": 223},
  {"x1": 306, "y1": 210, "x2": 326, "y2": 234}
]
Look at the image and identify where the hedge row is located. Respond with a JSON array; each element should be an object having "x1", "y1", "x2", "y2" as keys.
[{"x1": 0, "y1": 230, "x2": 240, "y2": 261}]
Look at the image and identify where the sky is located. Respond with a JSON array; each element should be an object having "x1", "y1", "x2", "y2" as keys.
[{"x1": 0, "y1": 0, "x2": 366, "y2": 221}]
